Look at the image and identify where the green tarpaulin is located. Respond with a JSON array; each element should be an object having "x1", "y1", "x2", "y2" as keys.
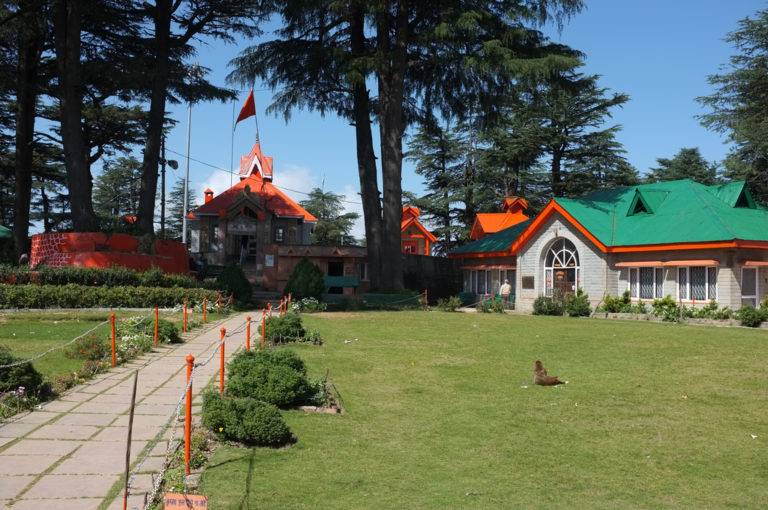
[{"x1": 0, "y1": 225, "x2": 10, "y2": 239}]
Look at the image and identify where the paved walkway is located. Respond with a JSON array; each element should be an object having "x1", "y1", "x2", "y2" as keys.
[{"x1": 0, "y1": 312, "x2": 254, "y2": 510}]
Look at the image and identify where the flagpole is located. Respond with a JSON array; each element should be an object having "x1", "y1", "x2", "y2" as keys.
[
  {"x1": 182, "y1": 102, "x2": 192, "y2": 245},
  {"x1": 230, "y1": 98, "x2": 235, "y2": 186},
  {"x1": 253, "y1": 88, "x2": 260, "y2": 144}
]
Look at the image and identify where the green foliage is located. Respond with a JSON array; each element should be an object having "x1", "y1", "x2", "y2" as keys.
[
  {"x1": 565, "y1": 289, "x2": 591, "y2": 317},
  {"x1": 300, "y1": 188, "x2": 359, "y2": 245},
  {"x1": 202, "y1": 391, "x2": 294, "y2": 447},
  {"x1": 0, "y1": 264, "x2": 198, "y2": 288},
  {"x1": 533, "y1": 295, "x2": 565, "y2": 316},
  {"x1": 647, "y1": 147, "x2": 719, "y2": 185},
  {"x1": 737, "y1": 305, "x2": 765, "y2": 327},
  {"x1": 126, "y1": 317, "x2": 181, "y2": 343},
  {"x1": 651, "y1": 296, "x2": 682, "y2": 322},
  {"x1": 0, "y1": 284, "x2": 218, "y2": 309},
  {"x1": 601, "y1": 291, "x2": 632, "y2": 313},
  {"x1": 698, "y1": 9, "x2": 768, "y2": 203},
  {"x1": 93, "y1": 156, "x2": 142, "y2": 218},
  {"x1": 284, "y1": 258, "x2": 325, "y2": 301},
  {"x1": 0, "y1": 346, "x2": 43, "y2": 395},
  {"x1": 65, "y1": 334, "x2": 110, "y2": 361},
  {"x1": 290, "y1": 297, "x2": 327, "y2": 313},
  {"x1": 226, "y1": 349, "x2": 313, "y2": 408},
  {"x1": 437, "y1": 296, "x2": 462, "y2": 312},
  {"x1": 228, "y1": 349, "x2": 307, "y2": 376},
  {"x1": 265, "y1": 313, "x2": 306, "y2": 343},
  {"x1": 215, "y1": 265, "x2": 252, "y2": 303}
]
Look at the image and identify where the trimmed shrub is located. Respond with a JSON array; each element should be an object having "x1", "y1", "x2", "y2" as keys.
[
  {"x1": 533, "y1": 295, "x2": 565, "y2": 316},
  {"x1": 228, "y1": 349, "x2": 307, "y2": 376},
  {"x1": 216, "y1": 265, "x2": 252, "y2": 303},
  {"x1": 65, "y1": 334, "x2": 111, "y2": 361},
  {"x1": 284, "y1": 258, "x2": 324, "y2": 301},
  {"x1": 0, "y1": 284, "x2": 218, "y2": 309},
  {"x1": 0, "y1": 346, "x2": 43, "y2": 395},
  {"x1": 651, "y1": 296, "x2": 681, "y2": 322},
  {"x1": 737, "y1": 305, "x2": 764, "y2": 327},
  {"x1": 0, "y1": 264, "x2": 198, "y2": 288},
  {"x1": 437, "y1": 296, "x2": 462, "y2": 312},
  {"x1": 565, "y1": 289, "x2": 591, "y2": 317},
  {"x1": 265, "y1": 313, "x2": 306, "y2": 343},
  {"x1": 226, "y1": 356, "x2": 312, "y2": 408},
  {"x1": 202, "y1": 391, "x2": 293, "y2": 447},
  {"x1": 601, "y1": 291, "x2": 632, "y2": 313}
]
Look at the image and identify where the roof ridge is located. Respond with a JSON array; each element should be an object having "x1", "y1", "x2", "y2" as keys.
[{"x1": 688, "y1": 180, "x2": 738, "y2": 240}]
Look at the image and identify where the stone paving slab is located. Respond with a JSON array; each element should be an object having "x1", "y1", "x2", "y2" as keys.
[
  {"x1": 11, "y1": 498, "x2": 103, "y2": 510},
  {"x1": 0, "y1": 476, "x2": 33, "y2": 499},
  {"x1": 1, "y1": 440, "x2": 83, "y2": 457},
  {"x1": 0, "y1": 312, "x2": 251, "y2": 508},
  {"x1": 0, "y1": 455, "x2": 60, "y2": 475},
  {"x1": 54, "y1": 413, "x2": 117, "y2": 427},
  {"x1": 23, "y1": 474, "x2": 121, "y2": 499},
  {"x1": 28, "y1": 424, "x2": 101, "y2": 441}
]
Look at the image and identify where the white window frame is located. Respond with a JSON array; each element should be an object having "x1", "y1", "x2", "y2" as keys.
[
  {"x1": 676, "y1": 266, "x2": 718, "y2": 302},
  {"x1": 741, "y1": 267, "x2": 758, "y2": 307},
  {"x1": 275, "y1": 227, "x2": 284, "y2": 242},
  {"x1": 627, "y1": 267, "x2": 664, "y2": 299},
  {"x1": 360, "y1": 262, "x2": 369, "y2": 282},
  {"x1": 543, "y1": 238, "x2": 580, "y2": 297}
]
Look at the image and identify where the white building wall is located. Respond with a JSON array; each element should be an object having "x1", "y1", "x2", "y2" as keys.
[
  {"x1": 513, "y1": 215, "x2": 768, "y2": 312},
  {"x1": 515, "y1": 214, "x2": 609, "y2": 312}
]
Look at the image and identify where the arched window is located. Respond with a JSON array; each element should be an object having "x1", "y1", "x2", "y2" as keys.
[{"x1": 544, "y1": 238, "x2": 580, "y2": 296}]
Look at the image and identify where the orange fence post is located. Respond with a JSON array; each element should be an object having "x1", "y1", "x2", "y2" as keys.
[
  {"x1": 110, "y1": 313, "x2": 117, "y2": 367},
  {"x1": 184, "y1": 354, "x2": 194, "y2": 476},
  {"x1": 183, "y1": 301, "x2": 188, "y2": 333},
  {"x1": 219, "y1": 328, "x2": 226, "y2": 395},
  {"x1": 153, "y1": 306, "x2": 159, "y2": 347},
  {"x1": 261, "y1": 309, "x2": 266, "y2": 349},
  {"x1": 203, "y1": 298, "x2": 207, "y2": 323},
  {"x1": 267, "y1": 302, "x2": 272, "y2": 316},
  {"x1": 245, "y1": 316, "x2": 251, "y2": 351}
]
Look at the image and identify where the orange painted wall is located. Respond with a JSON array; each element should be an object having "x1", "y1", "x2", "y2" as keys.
[{"x1": 30, "y1": 233, "x2": 190, "y2": 274}]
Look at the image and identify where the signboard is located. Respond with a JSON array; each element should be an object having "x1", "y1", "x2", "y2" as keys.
[
  {"x1": 227, "y1": 216, "x2": 256, "y2": 235},
  {"x1": 164, "y1": 493, "x2": 208, "y2": 509},
  {"x1": 521, "y1": 276, "x2": 535, "y2": 290},
  {"x1": 265, "y1": 254, "x2": 274, "y2": 267}
]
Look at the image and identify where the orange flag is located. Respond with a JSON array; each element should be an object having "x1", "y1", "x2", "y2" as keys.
[{"x1": 235, "y1": 89, "x2": 256, "y2": 124}]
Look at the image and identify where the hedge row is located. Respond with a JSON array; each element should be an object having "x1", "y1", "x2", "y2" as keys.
[
  {"x1": 0, "y1": 265, "x2": 200, "y2": 289},
  {"x1": 0, "y1": 284, "x2": 219, "y2": 309}
]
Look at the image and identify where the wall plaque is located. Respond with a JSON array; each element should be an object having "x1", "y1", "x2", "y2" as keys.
[{"x1": 522, "y1": 276, "x2": 534, "y2": 289}]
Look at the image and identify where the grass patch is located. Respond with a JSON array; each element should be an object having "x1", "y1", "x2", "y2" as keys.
[{"x1": 199, "y1": 311, "x2": 768, "y2": 508}]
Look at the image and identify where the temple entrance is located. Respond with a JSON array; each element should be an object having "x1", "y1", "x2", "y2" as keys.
[{"x1": 238, "y1": 235, "x2": 258, "y2": 265}]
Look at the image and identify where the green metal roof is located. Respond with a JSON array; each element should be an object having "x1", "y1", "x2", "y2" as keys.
[
  {"x1": 450, "y1": 219, "x2": 532, "y2": 254},
  {"x1": 556, "y1": 179, "x2": 768, "y2": 246},
  {"x1": 0, "y1": 225, "x2": 10, "y2": 239},
  {"x1": 450, "y1": 179, "x2": 768, "y2": 255}
]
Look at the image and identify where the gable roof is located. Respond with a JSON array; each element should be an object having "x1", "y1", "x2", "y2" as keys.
[
  {"x1": 191, "y1": 173, "x2": 317, "y2": 221},
  {"x1": 239, "y1": 142, "x2": 273, "y2": 180},
  {"x1": 401, "y1": 206, "x2": 437, "y2": 242},
  {"x1": 451, "y1": 219, "x2": 532, "y2": 256},
  {"x1": 450, "y1": 179, "x2": 768, "y2": 258},
  {"x1": 552, "y1": 179, "x2": 768, "y2": 248}
]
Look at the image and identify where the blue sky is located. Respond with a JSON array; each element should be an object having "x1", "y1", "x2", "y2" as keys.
[{"x1": 159, "y1": 0, "x2": 763, "y2": 237}]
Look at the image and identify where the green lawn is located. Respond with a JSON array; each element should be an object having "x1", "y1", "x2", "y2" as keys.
[
  {"x1": 200, "y1": 311, "x2": 768, "y2": 509},
  {"x1": 0, "y1": 310, "x2": 229, "y2": 380}
]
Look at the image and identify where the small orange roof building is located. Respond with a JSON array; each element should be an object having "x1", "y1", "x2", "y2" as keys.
[
  {"x1": 401, "y1": 205, "x2": 437, "y2": 256},
  {"x1": 469, "y1": 197, "x2": 529, "y2": 240}
]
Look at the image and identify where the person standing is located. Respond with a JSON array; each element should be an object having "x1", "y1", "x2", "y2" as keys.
[{"x1": 499, "y1": 279, "x2": 512, "y2": 308}]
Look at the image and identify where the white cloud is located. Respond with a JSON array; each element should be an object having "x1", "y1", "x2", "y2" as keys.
[
  {"x1": 199, "y1": 170, "x2": 233, "y2": 198},
  {"x1": 271, "y1": 163, "x2": 318, "y2": 196}
]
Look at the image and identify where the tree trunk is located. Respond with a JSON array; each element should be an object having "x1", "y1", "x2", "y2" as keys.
[
  {"x1": 40, "y1": 178, "x2": 51, "y2": 232},
  {"x1": 551, "y1": 150, "x2": 563, "y2": 197},
  {"x1": 54, "y1": 0, "x2": 96, "y2": 231},
  {"x1": 13, "y1": 0, "x2": 43, "y2": 259},
  {"x1": 350, "y1": 5, "x2": 383, "y2": 289},
  {"x1": 375, "y1": 2, "x2": 407, "y2": 291},
  {"x1": 137, "y1": 0, "x2": 172, "y2": 234}
]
